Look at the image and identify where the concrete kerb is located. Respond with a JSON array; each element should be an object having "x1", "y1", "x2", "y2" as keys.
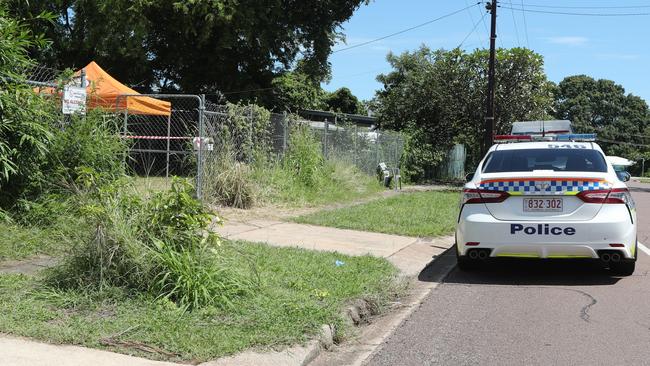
[{"x1": 309, "y1": 247, "x2": 458, "y2": 366}]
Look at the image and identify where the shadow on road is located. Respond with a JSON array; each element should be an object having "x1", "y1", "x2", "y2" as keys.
[
  {"x1": 445, "y1": 259, "x2": 622, "y2": 286},
  {"x1": 417, "y1": 247, "x2": 622, "y2": 286}
]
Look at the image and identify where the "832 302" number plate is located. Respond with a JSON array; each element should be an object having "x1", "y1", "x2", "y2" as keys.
[{"x1": 523, "y1": 198, "x2": 563, "y2": 212}]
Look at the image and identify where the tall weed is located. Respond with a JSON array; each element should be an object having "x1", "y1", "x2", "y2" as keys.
[
  {"x1": 48, "y1": 174, "x2": 251, "y2": 310},
  {"x1": 283, "y1": 124, "x2": 325, "y2": 187},
  {"x1": 202, "y1": 149, "x2": 255, "y2": 209}
]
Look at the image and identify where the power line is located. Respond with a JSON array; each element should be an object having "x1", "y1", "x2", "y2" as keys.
[
  {"x1": 333, "y1": 2, "x2": 481, "y2": 53},
  {"x1": 498, "y1": 5, "x2": 650, "y2": 16},
  {"x1": 219, "y1": 87, "x2": 276, "y2": 95},
  {"x1": 458, "y1": 10, "x2": 488, "y2": 48},
  {"x1": 522, "y1": 3, "x2": 650, "y2": 10},
  {"x1": 463, "y1": 0, "x2": 487, "y2": 44},
  {"x1": 506, "y1": 0, "x2": 521, "y2": 46},
  {"x1": 520, "y1": 0, "x2": 530, "y2": 48}
]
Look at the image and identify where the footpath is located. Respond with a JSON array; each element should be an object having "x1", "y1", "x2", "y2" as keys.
[
  {"x1": 216, "y1": 219, "x2": 453, "y2": 276},
  {"x1": 1, "y1": 208, "x2": 455, "y2": 366}
]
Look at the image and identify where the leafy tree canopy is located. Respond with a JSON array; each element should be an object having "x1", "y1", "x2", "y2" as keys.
[
  {"x1": 324, "y1": 87, "x2": 365, "y2": 114},
  {"x1": 9, "y1": 0, "x2": 368, "y2": 101},
  {"x1": 553, "y1": 75, "x2": 650, "y2": 167},
  {"x1": 374, "y1": 46, "x2": 554, "y2": 180}
]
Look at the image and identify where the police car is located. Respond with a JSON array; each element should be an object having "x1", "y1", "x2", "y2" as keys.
[{"x1": 456, "y1": 128, "x2": 637, "y2": 275}]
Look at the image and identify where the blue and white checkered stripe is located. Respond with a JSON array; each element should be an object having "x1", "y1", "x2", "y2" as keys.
[{"x1": 478, "y1": 180, "x2": 612, "y2": 195}]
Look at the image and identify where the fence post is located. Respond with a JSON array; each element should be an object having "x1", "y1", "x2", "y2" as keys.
[
  {"x1": 248, "y1": 107, "x2": 254, "y2": 162},
  {"x1": 282, "y1": 111, "x2": 288, "y2": 155},
  {"x1": 165, "y1": 113, "x2": 171, "y2": 178},
  {"x1": 324, "y1": 119, "x2": 329, "y2": 158},
  {"x1": 196, "y1": 94, "x2": 206, "y2": 200},
  {"x1": 80, "y1": 68, "x2": 86, "y2": 88},
  {"x1": 375, "y1": 130, "x2": 380, "y2": 166},
  {"x1": 122, "y1": 96, "x2": 129, "y2": 135},
  {"x1": 353, "y1": 124, "x2": 358, "y2": 167}
]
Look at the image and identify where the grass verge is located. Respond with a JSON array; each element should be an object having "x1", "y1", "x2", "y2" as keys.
[
  {"x1": 253, "y1": 159, "x2": 382, "y2": 207},
  {"x1": 0, "y1": 223, "x2": 71, "y2": 261},
  {"x1": 293, "y1": 190, "x2": 460, "y2": 237},
  {"x1": 0, "y1": 241, "x2": 401, "y2": 362}
]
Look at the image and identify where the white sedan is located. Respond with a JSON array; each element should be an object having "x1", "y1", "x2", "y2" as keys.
[{"x1": 456, "y1": 136, "x2": 637, "y2": 275}]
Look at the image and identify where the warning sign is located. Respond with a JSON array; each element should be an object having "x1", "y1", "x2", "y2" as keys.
[{"x1": 62, "y1": 86, "x2": 87, "y2": 115}]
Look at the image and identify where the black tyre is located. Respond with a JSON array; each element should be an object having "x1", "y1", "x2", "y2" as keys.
[{"x1": 611, "y1": 261, "x2": 635, "y2": 276}]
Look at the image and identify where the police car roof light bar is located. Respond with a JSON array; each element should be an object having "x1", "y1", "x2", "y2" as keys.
[
  {"x1": 494, "y1": 133, "x2": 597, "y2": 144},
  {"x1": 494, "y1": 135, "x2": 532, "y2": 143},
  {"x1": 555, "y1": 133, "x2": 597, "y2": 142}
]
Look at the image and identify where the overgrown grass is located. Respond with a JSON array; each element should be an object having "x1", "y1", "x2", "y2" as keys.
[
  {"x1": 0, "y1": 223, "x2": 68, "y2": 261},
  {"x1": 203, "y1": 124, "x2": 383, "y2": 209},
  {"x1": 133, "y1": 176, "x2": 173, "y2": 195},
  {"x1": 0, "y1": 241, "x2": 400, "y2": 362},
  {"x1": 293, "y1": 190, "x2": 461, "y2": 237},
  {"x1": 253, "y1": 159, "x2": 381, "y2": 207}
]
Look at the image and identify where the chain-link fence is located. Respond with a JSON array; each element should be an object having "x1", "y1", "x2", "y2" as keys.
[
  {"x1": 18, "y1": 64, "x2": 405, "y2": 200},
  {"x1": 116, "y1": 94, "x2": 202, "y2": 193}
]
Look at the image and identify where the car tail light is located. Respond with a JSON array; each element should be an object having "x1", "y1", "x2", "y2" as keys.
[
  {"x1": 462, "y1": 189, "x2": 509, "y2": 204},
  {"x1": 577, "y1": 190, "x2": 611, "y2": 203},
  {"x1": 577, "y1": 188, "x2": 634, "y2": 208}
]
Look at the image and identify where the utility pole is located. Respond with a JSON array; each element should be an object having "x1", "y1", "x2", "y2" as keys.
[{"x1": 483, "y1": 0, "x2": 497, "y2": 155}]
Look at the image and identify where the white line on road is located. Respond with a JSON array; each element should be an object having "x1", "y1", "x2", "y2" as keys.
[{"x1": 638, "y1": 242, "x2": 650, "y2": 256}]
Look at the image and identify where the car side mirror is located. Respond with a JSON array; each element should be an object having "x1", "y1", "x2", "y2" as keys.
[
  {"x1": 616, "y1": 171, "x2": 631, "y2": 182},
  {"x1": 465, "y1": 172, "x2": 474, "y2": 182},
  {"x1": 623, "y1": 172, "x2": 631, "y2": 182}
]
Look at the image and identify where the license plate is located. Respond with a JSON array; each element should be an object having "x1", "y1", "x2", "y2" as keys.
[{"x1": 523, "y1": 198, "x2": 563, "y2": 212}]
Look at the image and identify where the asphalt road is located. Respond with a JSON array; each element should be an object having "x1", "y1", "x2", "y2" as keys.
[{"x1": 367, "y1": 181, "x2": 650, "y2": 366}]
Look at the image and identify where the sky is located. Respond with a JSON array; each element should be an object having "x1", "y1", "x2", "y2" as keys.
[{"x1": 323, "y1": 0, "x2": 650, "y2": 103}]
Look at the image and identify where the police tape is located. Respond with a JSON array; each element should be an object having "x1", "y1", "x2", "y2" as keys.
[{"x1": 118, "y1": 135, "x2": 192, "y2": 140}]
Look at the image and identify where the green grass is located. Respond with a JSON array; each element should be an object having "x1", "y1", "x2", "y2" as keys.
[
  {"x1": 133, "y1": 176, "x2": 175, "y2": 195},
  {"x1": 252, "y1": 160, "x2": 383, "y2": 207},
  {"x1": 293, "y1": 190, "x2": 460, "y2": 237},
  {"x1": 0, "y1": 223, "x2": 69, "y2": 261},
  {"x1": 0, "y1": 241, "x2": 400, "y2": 362}
]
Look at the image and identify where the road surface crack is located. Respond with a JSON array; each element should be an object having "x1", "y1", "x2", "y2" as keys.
[{"x1": 563, "y1": 288, "x2": 597, "y2": 322}]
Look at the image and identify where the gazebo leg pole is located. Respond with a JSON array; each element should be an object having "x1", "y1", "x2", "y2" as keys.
[{"x1": 166, "y1": 113, "x2": 171, "y2": 178}]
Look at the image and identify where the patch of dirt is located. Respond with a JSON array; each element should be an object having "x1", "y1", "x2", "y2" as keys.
[{"x1": 0, "y1": 255, "x2": 58, "y2": 275}]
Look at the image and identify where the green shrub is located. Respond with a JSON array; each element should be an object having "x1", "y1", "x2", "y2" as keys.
[
  {"x1": 46, "y1": 110, "x2": 127, "y2": 187},
  {"x1": 151, "y1": 240, "x2": 250, "y2": 310},
  {"x1": 283, "y1": 124, "x2": 325, "y2": 187},
  {"x1": 203, "y1": 150, "x2": 256, "y2": 209},
  {"x1": 47, "y1": 175, "x2": 250, "y2": 310}
]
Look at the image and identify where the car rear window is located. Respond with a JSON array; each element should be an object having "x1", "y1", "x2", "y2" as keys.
[{"x1": 482, "y1": 148, "x2": 607, "y2": 173}]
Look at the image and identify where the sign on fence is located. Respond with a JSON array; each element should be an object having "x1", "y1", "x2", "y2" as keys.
[{"x1": 62, "y1": 86, "x2": 87, "y2": 115}]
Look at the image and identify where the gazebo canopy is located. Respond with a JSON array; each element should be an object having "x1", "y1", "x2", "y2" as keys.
[{"x1": 81, "y1": 61, "x2": 171, "y2": 116}]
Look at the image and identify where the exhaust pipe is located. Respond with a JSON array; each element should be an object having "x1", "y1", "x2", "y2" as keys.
[
  {"x1": 600, "y1": 253, "x2": 611, "y2": 262},
  {"x1": 611, "y1": 253, "x2": 621, "y2": 262},
  {"x1": 468, "y1": 250, "x2": 479, "y2": 259},
  {"x1": 477, "y1": 250, "x2": 488, "y2": 260}
]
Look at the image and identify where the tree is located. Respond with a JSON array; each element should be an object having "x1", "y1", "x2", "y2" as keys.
[
  {"x1": 553, "y1": 75, "x2": 650, "y2": 172},
  {"x1": 9, "y1": 0, "x2": 369, "y2": 100},
  {"x1": 324, "y1": 87, "x2": 363, "y2": 114},
  {"x1": 270, "y1": 71, "x2": 326, "y2": 112},
  {"x1": 374, "y1": 46, "x2": 554, "y2": 181},
  {"x1": 0, "y1": 4, "x2": 57, "y2": 207}
]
